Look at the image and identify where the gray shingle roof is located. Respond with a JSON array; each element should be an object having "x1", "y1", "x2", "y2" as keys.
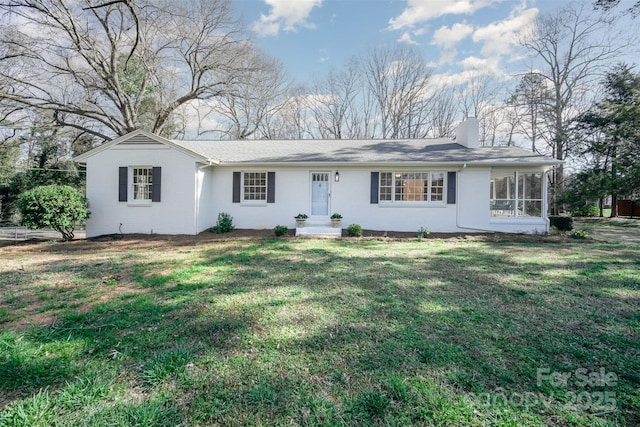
[{"x1": 171, "y1": 138, "x2": 560, "y2": 166}]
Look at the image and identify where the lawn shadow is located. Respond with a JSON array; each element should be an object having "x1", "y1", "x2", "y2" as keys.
[{"x1": 1, "y1": 235, "x2": 638, "y2": 425}]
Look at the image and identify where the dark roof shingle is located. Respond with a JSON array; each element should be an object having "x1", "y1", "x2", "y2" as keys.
[{"x1": 172, "y1": 138, "x2": 559, "y2": 166}]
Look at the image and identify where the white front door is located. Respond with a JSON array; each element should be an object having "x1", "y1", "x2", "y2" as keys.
[{"x1": 311, "y1": 172, "x2": 330, "y2": 216}]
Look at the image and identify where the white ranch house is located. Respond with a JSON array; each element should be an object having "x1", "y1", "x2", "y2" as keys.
[{"x1": 74, "y1": 118, "x2": 561, "y2": 238}]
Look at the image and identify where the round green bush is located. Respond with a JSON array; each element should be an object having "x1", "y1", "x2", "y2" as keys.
[
  {"x1": 549, "y1": 215, "x2": 573, "y2": 231},
  {"x1": 570, "y1": 229, "x2": 588, "y2": 239},
  {"x1": 210, "y1": 212, "x2": 235, "y2": 234},
  {"x1": 17, "y1": 185, "x2": 89, "y2": 241},
  {"x1": 274, "y1": 225, "x2": 288, "y2": 236},
  {"x1": 347, "y1": 223, "x2": 363, "y2": 237},
  {"x1": 570, "y1": 204, "x2": 599, "y2": 217}
]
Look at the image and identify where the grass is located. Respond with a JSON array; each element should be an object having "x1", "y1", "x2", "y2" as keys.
[{"x1": 0, "y1": 222, "x2": 639, "y2": 426}]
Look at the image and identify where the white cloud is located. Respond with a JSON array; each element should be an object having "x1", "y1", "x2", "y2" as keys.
[
  {"x1": 398, "y1": 32, "x2": 419, "y2": 45},
  {"x1": 430, "y1": 66, "x2": 499, "y2": 89},
  {"x1": 460, "y1": 56, "x2": 494, "y2": 70},
  {"x1": 252, "y1": 0, "x2": 322, "y2": 37},
  {"x1": 472, "y1": 5, "x2": 538, "y2": 57},
  {"x1": 388, "y1": 0, "x2": 504, "y2": 30},
  {"x1": 439, "y1": 49, "x2": 459, "y2": 65},
  {"x1": 432, "y1": 22, "x2": 474, "y2": 50},
  {"x1": 412, "y1": 27, "x2": 427, "y2": 36},
  {"x1": 459, "y1": 56, "x2": 512, "y2": 81}
]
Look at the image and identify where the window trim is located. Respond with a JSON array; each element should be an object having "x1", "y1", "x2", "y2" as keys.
[
  {"x1": 378, "y1": 170, "x2": 448, "y2": 206},
  {"x1": 129, "y1": 166, "x2": 153, "y2": 205},
  {"x1": 241, "y1": 170, "x2": 268, "y2": 205}
]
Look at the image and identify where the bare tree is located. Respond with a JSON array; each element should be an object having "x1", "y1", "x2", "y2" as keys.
[
  {"x1": 501, "y1": 101, "x2": 523, "y2": 147},
  {"x1": 507, "y1": 72, "x2": 554, "y2": 153},
  {"x1": 260, "y1": 86, "x2": 312, "y2": 140},
  {"x1": 428, "y1": 86, "x2": 458, "y2": 138},
  {"x1": 0, "y1": 0, "x2": 253, "y2": 142},
  {"x1": 595, "y1": 0, "x2": 640, "y2": 16},
  {"x1": 520, "y1": 3, "x2": 633, "y2": 212},
  {"x1": 196, "y1": 50, "x2": 291, "y2": 139},
  {"x1": 308, "y1": 59, "x2": 361, "y2": 139},
  {"x1": 456, "y1": 72, "x2": 498, "y2": 120},
  {"x1": 454, "y1": 71, "x2": 503, "y2": 145},
  {"x1": 360, "y1": 45, "x2": 434, "y2": 139}
]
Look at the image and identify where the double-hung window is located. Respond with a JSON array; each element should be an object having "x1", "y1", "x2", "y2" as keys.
[
  {"x1": 119, "y1": 166, "x2": 161, "y2": 203},
  {"x1": 243, "y1": 171, "x2": 267, "y2": 202},
  {"x1": 232, "y1": 171, "x2": 275, "y2": 204},
  {"x1": 379, "y1": 171, "x2": 446, "y2": 204},
  {"x1": 490, "y1": 172, "x2": 543, "y2": 217},
  {"x1": 132, "y1": 167, "x2": 153, "y2": 201}
]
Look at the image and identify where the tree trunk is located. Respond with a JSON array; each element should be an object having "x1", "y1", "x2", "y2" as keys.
[{"x1": 598, "y1": 198, "x2": 604, "y2": 217}]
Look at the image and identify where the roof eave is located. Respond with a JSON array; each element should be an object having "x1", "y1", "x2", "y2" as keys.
[
  {"x1": 212, "y1": 160, "x2": 562, "y2": 168},
  {"x1": 72, "y1": 129, "x2": 214, "y2": 163}
]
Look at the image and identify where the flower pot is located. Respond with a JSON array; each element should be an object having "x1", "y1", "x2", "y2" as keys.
[
  {"x1": 331, "y1": 219, "x2": 341, "y2": 228},
  {"x1": 296, "y1": 219, "x2": 306, "y2": 227}
]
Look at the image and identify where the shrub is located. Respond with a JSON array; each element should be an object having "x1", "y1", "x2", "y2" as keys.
[
  {"x1": 570, "y1": 204, "x2": 599, "y2": 217},
  {"x1": 570, "y1": 229, "x2": 588, "y2": 239},
  {"x1": 330, "y1": 213, "x2": 342, "y2": 219},
  {"x1": 17, "y1": 185, "x2": 89, "y2": 241},
  {"x1": 417, "y1": 226, "x2": 430, "y2": 239},
  {"x1": 294, "y1": 213, "x2": 308, "y2": 220},
  {"x1": 210, "y1": 212, "x2": 234, "y2": 234},
  {"x1": 549, "y1": 215, "x2": 573, "y2": 231},
  {"x1": 274, "y1": 225, "x2": 288, "y2": 236},
  {"x1": 347, "y1": 223, "x2": 363, "y2": 237}
]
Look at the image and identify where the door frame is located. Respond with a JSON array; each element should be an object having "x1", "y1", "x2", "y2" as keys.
[{"x1": 309, "y1": 171, "x2": 331, "y2": 217}]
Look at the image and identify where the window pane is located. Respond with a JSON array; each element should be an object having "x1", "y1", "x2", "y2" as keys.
[
  {"x1": 379, "y1": 172, "x2": 392, "y2": 201},
  {"x1": 494, "y1": 174, "x2": 514, "y2": 199},
  {"x1": 491, "y1": 171, "x2": 543, "y2": 217},
  {"x1": 388, "y1": 171, "x2": 446, "y2": 203},
  {"x1": 519, "y1": 173, "x2": 542, "y2": 200},
  {"x1": 519, "y1": 201, "x2": 542, "y2": 217},
  {"x1": 243, "y1": 172, "x2": 267, "y2": 201},
  {"x1": 490, "y1": 172, "x2": 515, "y2": 217},
  {"x1": 397, "y1": 172, "x2": 427, "y2": 201},
  {"x1": 133, "y1": 167, "x2": 152, "y2": 200},
  {"x1": 430, "y1": 172, "x2": 444, "y2": 202}
]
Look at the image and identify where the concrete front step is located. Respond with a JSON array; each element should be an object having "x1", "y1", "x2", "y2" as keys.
[{"x1": 295, "y1": 225, "x2": 342, "y2": 237}]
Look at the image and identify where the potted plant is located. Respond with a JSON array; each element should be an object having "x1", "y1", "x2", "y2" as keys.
[
  {"x1": 294, "y1": 213, "x2": 308, "y2": 227},
  {"x1": 330, "y1": 213, "x2": 342, "y2": 228}
]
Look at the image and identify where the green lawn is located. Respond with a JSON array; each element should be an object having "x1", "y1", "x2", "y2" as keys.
[{"x1": 0, "y1": 224, "x2": 639, "y2": 426}]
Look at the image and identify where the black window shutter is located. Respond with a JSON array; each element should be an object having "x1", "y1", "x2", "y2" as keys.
[
  {"x1": 267, "y1": 172, "x2": 275, "y2": 203},
  {"x1": 152, "y1": 167, "x2": 162, "y2": 202},
  {"x1": 447, "y1": 171, "x2": 456, "y2": 204},
  {"x1": 118, "y1": 167, "x2": 127, "y2": 202},
  {"x1": 370, "y1": 172, "x2": 379, "y2": 204},
  {"x1": 232, "y1": 172, "x2": 241, "y2": 203}
]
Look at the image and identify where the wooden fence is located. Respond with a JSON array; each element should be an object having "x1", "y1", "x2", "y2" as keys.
[{"x1": 618, "y1": 200, "x2": 640, "y2": 217}]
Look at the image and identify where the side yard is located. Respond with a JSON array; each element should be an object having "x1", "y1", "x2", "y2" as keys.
[{"x1": 0, "y1": 220, "x2": 638, "y2": 426}]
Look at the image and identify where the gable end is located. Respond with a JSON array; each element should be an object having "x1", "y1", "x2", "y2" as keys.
[{"x1": 116, "y1": 134, "x2": 164, "y2": 145}]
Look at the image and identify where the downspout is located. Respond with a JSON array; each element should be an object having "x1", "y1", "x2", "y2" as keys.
[
  {"x1": 194, "y1": 164, "x2": 200, "y2": 235},
  {"x1": 542, "y1": 169, "x2": 550, "y2": 232}
]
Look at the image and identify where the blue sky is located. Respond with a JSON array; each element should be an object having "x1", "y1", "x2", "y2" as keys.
[{"x1": 234, "y1": 0, "x2": 566, "y2": 85}]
